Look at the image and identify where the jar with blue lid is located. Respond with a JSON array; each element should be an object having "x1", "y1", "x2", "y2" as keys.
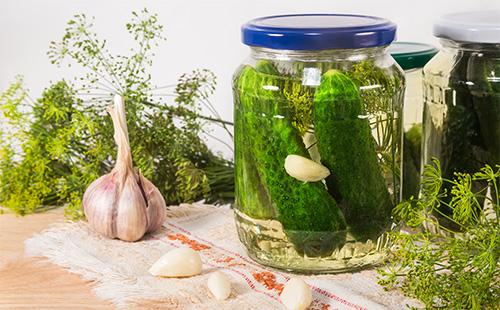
[{"x1": 232, "y1": 14, "x2": 405, "y2": 273}]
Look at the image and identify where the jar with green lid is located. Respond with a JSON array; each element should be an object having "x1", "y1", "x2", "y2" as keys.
[
  {"x1": 423, "y1": 11, "x2": 500, "y2": 223},
  {"x1": 232, "y1": 14, "x2": 405, "y2": 273},
  {"x1": 390, "y1": 42, "x2": 438, "y2": 199}
]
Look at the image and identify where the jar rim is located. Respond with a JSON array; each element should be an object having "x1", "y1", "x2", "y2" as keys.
[
  {"x1": 439, "y1": 38, "x2": 500, "y2": 52},
  {"x1": 248, "y1": 45, "x2": 390, "y2": 62}
]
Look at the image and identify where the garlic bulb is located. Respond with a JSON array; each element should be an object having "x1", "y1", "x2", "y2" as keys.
[
  {"x1": 207, "y1": 271, "x2": 231, "y2": 300},
  {"x1": 280, "y1": 278, "x2": 312, "y2": 310},
  {"x1": 83, "y1": 95, "x2": 166, "y2": 242},
  {"x1": 284, "y1": 154, "x2": 330, "y2": 182},
  {"x1": 149, "y1": 247, "x2": 202, "y2": 277}
]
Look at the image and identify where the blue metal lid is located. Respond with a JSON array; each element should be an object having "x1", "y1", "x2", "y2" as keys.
[{"x1": 242, "y1": 14, "x2": 397, "y2": 50}]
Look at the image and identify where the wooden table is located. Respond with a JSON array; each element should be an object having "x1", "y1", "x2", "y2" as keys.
[{"x1": 0, "y1": 208, "x2": 113, "y2": 309}]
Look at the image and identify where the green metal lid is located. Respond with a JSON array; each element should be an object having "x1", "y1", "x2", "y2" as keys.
[{"x1": 389, "y1": 42, "x2": 438, "y2": 70}]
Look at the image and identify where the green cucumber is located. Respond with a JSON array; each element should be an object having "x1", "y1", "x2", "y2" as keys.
[
  {"x1": 235, "y1": 63, "x2": 346, "y2": 257},
  {"x1": 314, "y1": 69, "x2": 393, "y2": 241},
  {"x1": 234, "y1": 97, "x2": 275, "y2": 219}
]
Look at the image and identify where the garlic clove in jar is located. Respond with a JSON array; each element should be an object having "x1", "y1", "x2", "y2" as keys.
[
  {"x1": 284, "y1": 154, "x2": 330, "y2": 182},
  {"x1": 207, "y1": 271, "x2": 231, "y2": 300},
  {"x1": 83, "y1": 95, "x2": 166, "y2": 242},
  {"x1": 149, "y1": 247, "x2": 202, "y2": 277},
  {"x1": 280, "y1": 278, "x2": 313, "y2": 310}
]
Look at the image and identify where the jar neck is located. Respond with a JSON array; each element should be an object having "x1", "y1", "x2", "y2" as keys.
[
  {"x1": 440, "y1": 38, "x2": 500, "y2": 53},
  {"x1": 249, "y1": 46, "x2": 389, "y2": 62}
]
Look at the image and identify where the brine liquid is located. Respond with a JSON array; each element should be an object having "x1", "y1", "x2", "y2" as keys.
[{"x1": 235, "y1": 210, "x2": 391, "y2": 274}]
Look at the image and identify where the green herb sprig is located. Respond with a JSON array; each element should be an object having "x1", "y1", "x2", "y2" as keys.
[
  {"x1": 378, "y1": 158, "x2": 499, "y2": 309},
  {"x1": 0, "y1": 9, "x2": 234, "y2": 218}
]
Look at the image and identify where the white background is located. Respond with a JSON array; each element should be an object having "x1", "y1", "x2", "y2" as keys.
[{"x1": 1, "y1": 0, "x2": 499, "y2": 158}]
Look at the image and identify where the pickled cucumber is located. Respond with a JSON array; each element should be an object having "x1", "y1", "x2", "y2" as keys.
[
  {"x1": 234, "y1": 97, "x2": 275, "y2": 219},
  {"x1": 314, "y1": 69, "x2": 393, "y2": 241},
  {"x1": 235, "y1": 63, "x2": 346, "y2": 256}
]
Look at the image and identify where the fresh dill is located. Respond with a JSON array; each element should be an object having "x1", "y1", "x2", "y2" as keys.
[
  {"x1": 378, "y1": 158, "x2": 499, "y2": 309},
  {"x1": 0, "y1": 9, "x2": 234, "y2": 219}
]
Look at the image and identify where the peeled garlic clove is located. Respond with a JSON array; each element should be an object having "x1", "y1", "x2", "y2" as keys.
[
  {"x1": 284, "y1": 154, "x2": 330, "y2": 182},
  {"x1": 280, "y1": 278, "x2": 312, "y2": 310},
  {"x1": 207, "y1": 271, "x2": 231, "y2": 300},
  {"x1": 149, "y1": 247, "x2": 202, "y2": 277}
]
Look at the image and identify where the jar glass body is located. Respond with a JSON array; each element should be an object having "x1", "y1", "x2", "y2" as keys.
[
  {"x1": 232, "y1": 46, "x2": 405, "y2": 273},
  {"x1": 423, "y1": 40, "x2": 500, "y2": 222},
  {"x1": 402, "y1": 67, "x2": 425, "y2": 199},
  {"x1": 403, "y1": 68, "x2": 426, "y2": 130}
]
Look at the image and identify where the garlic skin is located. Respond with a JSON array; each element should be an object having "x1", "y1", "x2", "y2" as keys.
[
  {"x1": 149, "y1": 247, "x2": 202, "y2": 277},
  {"x1": 207, "y1": 271, "x2": 231, "y2": 300},
  {"x1": 280, "y1": 278, "x2": 313, "y2": 310},
  {"x1": 284, "y1": 154, "x2": 330, "y2": 182},
  {"x1": 83, "y1": 95, "x2": 166, "y2": 242}
]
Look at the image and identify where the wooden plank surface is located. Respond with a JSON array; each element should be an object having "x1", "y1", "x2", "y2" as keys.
[{"x1": 0, "y1": 208, "x2": 114, "y2": 309}]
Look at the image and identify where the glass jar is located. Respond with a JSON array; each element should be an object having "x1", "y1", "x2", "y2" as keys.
[
  {"x1": 233, "y1": 14, "x2": 405, "y2": 273},
  {"x1": 423, "y1": 11, "x2": 500, "y2": 222},
  {"x1": 389, "y1": 42, "x2": 438, "y2": 199}
]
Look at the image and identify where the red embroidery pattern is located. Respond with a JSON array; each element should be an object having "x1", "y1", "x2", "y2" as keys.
[
  {"x1": 216, "y1": 256, "x2": 235, "y2": 263},
  {"x1": 166, "y1": 233, "x2": 211, "y2": 251},
  {"x1": 252, "y1": 271, "x2": 284, "y2": 294}
]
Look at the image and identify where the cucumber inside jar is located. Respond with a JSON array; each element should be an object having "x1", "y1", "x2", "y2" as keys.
[
  {"x1": 313, "y1": 69, "x2": 395, "y2": 241},
  {"x1": 235, "y1": 62, "x2": 347, "y2": 257},
  {"x1": 234, "y1": 59, "x2": 401, "y2": 256}
]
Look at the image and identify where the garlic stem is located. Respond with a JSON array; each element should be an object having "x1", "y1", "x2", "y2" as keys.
[{"x1": 108, "y1": 94, "x2": 133, "y2": 172}]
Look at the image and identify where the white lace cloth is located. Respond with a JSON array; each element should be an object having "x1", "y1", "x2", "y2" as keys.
[{"x1": 25, "y1": 204, "x2": 419, "y2": 309}]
